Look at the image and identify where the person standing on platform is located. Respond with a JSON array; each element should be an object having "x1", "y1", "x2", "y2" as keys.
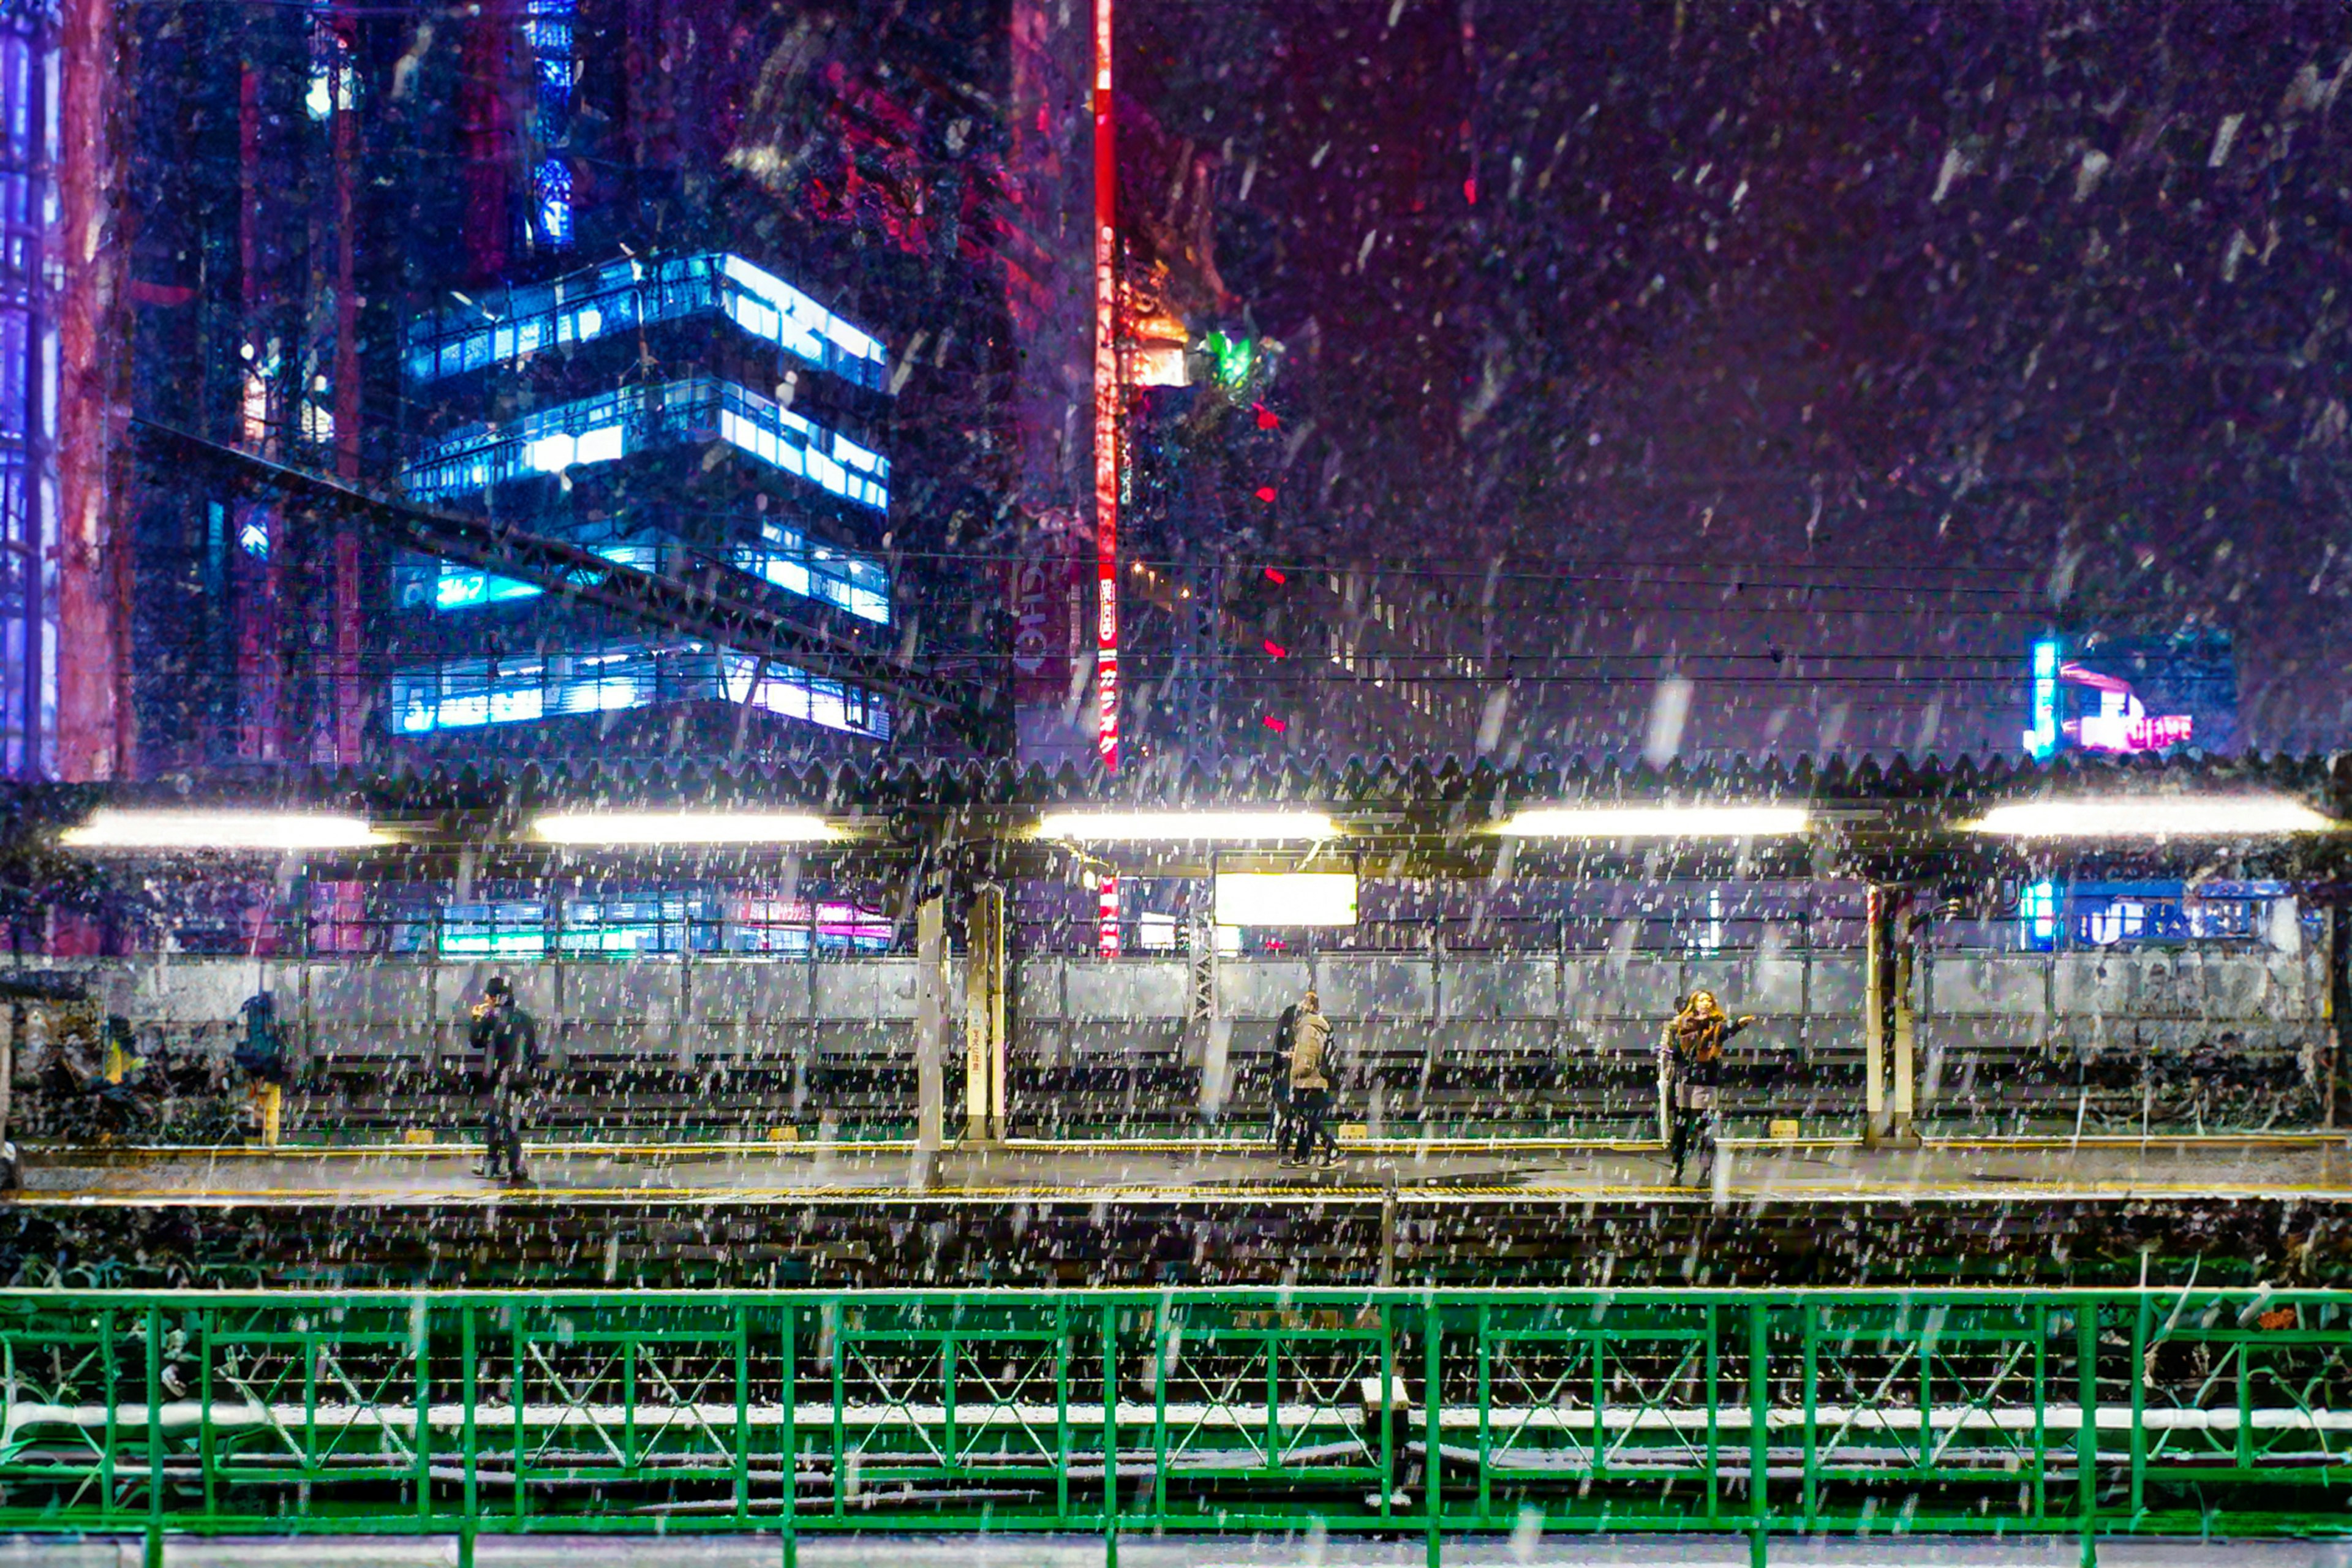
[
  {"x1": 234, "y1": 992, "x2": 290, "y2": 1147},
  {"x1": 1661, "y1": 990, "x2": 1754, "y2": 1185},
  {"x1": 1269, "y1": 995, "x2": 1302, "y2": 1153},
  {"x1": 1284, "y1": 990, "x2": 1339, "y2": 1168},
  {"x1": 470, "y1": 976, "x2": 540, "y2": 1185}
]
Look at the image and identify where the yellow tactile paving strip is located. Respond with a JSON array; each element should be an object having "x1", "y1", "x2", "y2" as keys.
[{"x1": 10, "y1": 1132, "x2": 2344, "y2": 1207}]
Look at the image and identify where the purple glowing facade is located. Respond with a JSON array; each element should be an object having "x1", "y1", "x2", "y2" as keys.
[{"x1": 0, "y1": 2, "x2": 50, "y2": 778}]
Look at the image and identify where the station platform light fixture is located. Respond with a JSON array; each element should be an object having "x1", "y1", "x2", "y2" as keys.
[
  {"x1": 1494, "y1": 805, "x2": 1811, "y2": 838},
  {"x1": 1966, "y1": 797, "x2": 2337, "y2": 838},
  {"x1": 1036, "y1": 810, "x2": 1337, "y2": 842},
  {"x1": 61, "y1": 810, "x2": 387, "y2": 851},
  {"x1": 532, "y1": 811, "x2": 838, "y2": 845}
]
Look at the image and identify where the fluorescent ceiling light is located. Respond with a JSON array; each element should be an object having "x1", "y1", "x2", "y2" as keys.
[
  {"x1": 532, "y1": 812, "x2": 837, "y2": 845},
  {"x1": 1496, "y1": 805, "x2": 1811, "y2": 838},
  {"x1": 1036, "y1": 810, "x2": 1336, "y2": 842},
  {"x1": 1215, "y1": 872, "x2": 1359, "y2": 926},
  {"x1": 61, "y1": 810, "x2": 386, "y2": 851},
  {"x1": 1966, "y1": 797, "x2": 2337, "y2": 838}
]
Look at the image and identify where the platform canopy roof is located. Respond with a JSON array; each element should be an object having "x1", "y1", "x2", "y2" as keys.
[{"x1": 10, "y1": 751, "x2": 2352, "y2": 888}]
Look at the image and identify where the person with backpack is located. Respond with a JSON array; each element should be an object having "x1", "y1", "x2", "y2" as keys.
[
  {"x1": 1284, "y1": 989, "x2": 1340, "y2": 1168},
  {"x1": 235, "y1": 992, "x2": 290, "y2": 1147},
  {"x1": 1269, "y1": 996, "x2": 1302, "y2": 1153},
  {"x1": 470, "y1": 976, "x2": 540, "y2": 1184},
  {"x1": 1661, "y1": 990, "x2": 1755, "y2": 1185}
]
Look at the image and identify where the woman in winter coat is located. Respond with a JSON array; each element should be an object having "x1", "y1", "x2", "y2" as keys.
[{"x1": 1660, "y1": 990, "x2": 1755, "y2": 1185}]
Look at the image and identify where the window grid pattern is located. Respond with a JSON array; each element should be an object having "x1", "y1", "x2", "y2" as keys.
[
  {"x1": 403, "y1": 252, "x2": 889, "y2": 391},
  {"x1": 396, "y1": 527, "x2": 890, "y2": 626},
  {"x1": 401, "y1": 375, "x2": 889, "y2": 512},
  {"x1": 386, "y1": 637, "x2": 889, "y2": 741},
  {"x1": 428, "y1": 894, "x2": 890, "y2": 956}
]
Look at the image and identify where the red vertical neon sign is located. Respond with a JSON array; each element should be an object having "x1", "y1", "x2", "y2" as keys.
[
  {"x1": 1091, "y1": 0, "x2": 1119, "y2": 771},
  {"x1": 1096, "y1": 875, "x2": 1121, "y2": 957}
]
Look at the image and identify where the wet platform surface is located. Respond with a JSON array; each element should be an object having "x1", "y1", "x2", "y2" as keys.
[{"x1": 11, "y1": 1133, "x2": 2350, "y2": 1207}]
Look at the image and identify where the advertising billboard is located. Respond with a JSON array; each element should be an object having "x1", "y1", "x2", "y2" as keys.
[{"x1": 2022, "y1": 630, "x2": 2237, "y2": 758}]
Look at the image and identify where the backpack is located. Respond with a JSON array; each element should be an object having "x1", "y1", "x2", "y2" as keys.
[
  {"x1": 1273, "y1": 1003, "x2": 1300, "y2": 1061},
  {"x1": 235, "y1": 993, "x2": 287, "y2": 1081}
]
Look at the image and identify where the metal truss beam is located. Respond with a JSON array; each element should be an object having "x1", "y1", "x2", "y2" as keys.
[{"x1": 134, "y1": 420, "x2": 992, "y2": 733}]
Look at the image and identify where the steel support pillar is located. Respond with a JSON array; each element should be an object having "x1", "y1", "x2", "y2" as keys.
[
  {"x1": 1892, "y1": 910, "x2": 1917, "y2": 1137},
  {"x1": 963, "y1": 883, "x2": 1006, "y2": 1144},
  {"x1": 1863, "y1": 886, "x2": 1890, "y2": 1144},
  {"x1": 1863, "y1": 887, "x2": 1885, "y2": 1142},
  {"x1": 914, "y1": 889, "x2": 949, "y2": 1154},
  {"x1": 1864, "y1": 885, "x2": 1916, "y2": 1143},
  {"x1": 2329, "y1": 903, "x2": 2347, "y2": 1130},
  {"x1": 1191, "y1": 914, "x2": 1229, "y2": 1123}
]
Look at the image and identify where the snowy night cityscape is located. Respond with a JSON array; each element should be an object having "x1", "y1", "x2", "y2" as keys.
[{"x1": 0, "y1": 1, "x2": 2349, "y2": 1563}]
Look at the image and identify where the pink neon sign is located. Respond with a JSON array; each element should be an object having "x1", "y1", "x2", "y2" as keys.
[{"x1": 2059, "y1": 662, "x2": 2193, "y2": 753}]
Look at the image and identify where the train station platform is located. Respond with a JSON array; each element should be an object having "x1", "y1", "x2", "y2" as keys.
[{"x1": 12, "y1": 1132, "x2": 2349, "y2": 1208}]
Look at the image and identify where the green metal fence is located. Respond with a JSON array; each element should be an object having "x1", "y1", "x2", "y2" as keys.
[{"x1": 0, "y1": 1287, "x2": 2345, "y2": 1564}]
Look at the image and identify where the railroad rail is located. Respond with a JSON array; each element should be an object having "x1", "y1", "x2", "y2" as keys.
[{"x1": 0, "y1": 1287, "x2": 2343, "y2": 1563}]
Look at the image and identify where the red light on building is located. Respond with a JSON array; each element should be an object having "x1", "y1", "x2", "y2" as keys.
[
  {"x1": 1262, "y1": 567, "x2": 1286, "y2": 584},
  {"x1": 1254, "y1": 486, "x2": 1276, "y2": 503},
  {"x1": 1262, "y1": 715, "x2": 1287, "y2": 733},
  {"x1": 1262, "y1": 639, "x2": 1287, "y2": 658},
  {"x1": 1096, "y1": 873, "x2": 1120, "y2": 957},
  {"x1": 1253, "y1": 403, "x2": 1278, "y2": 430}
]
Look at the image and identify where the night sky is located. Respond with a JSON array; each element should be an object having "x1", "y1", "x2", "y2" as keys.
[{"x1": 1127, "y1": 0, "x2": 2352, "y2": 754}]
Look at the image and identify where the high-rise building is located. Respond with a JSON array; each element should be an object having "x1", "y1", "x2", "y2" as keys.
[
  {"x1": 384, "y1": 250, "x2": 903, "y2": 758},
  {"x1": 89, "y1": 0, "x2": 1026, "y2": 777}
]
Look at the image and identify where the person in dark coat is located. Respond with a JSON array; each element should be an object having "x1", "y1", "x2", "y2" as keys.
[
  {"x1": 1660, "y1": 990, "x2": 1754, "y2": 1185},
  {"x1": 470, "y1": 976, "x2": 540, "y2": 1183},
  {"x1": 1269, "y1": 998, "x2": 1301, "y2": 1151}
]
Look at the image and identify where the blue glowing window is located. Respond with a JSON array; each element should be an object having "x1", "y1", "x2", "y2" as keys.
[
  {"x1": 403, "y1": 253, "x2": 891, "y2": 391},
  {"x1": 2019, "y1": 879, "x2": 2058, "y2": 950},
  {"x1": 2022, "y1": 637, "x2": 2060, "y2": 759},
  {"x1": 387, "y1": 639, "x2": 889, "y2": 740},
  {"x1": 440, "y1": 900, "x2": 548, "y2": 958},
  {"x1": 402, "y1": 376, "x2": 889, "y2": 513},
  {"x1": 535, "y1": 159, "x2": 573, "y2": 250}
]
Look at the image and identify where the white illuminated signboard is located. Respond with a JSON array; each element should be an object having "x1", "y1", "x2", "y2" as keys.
[{"x1": 1213, "y1": 872, "x2": 1359, "y2": 927}]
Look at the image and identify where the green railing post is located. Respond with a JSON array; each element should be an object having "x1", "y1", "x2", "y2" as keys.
[
  {"x1": 1424, "y1": 1295, "x2": 1442, "y2": 1568},
  {"x1": 735, "y1": 1305, "x2": 752, "y2": 1524},
  {"x1": 100, "y1": 1308, "x2": 118, "y2": 1531},
  {"x1": 1749, "y1": 1302, "x2": 1770, "y2": 1568},
  {"x1": 2076, "y1": 1302, "x2": 2098, "y2": 1568},
  {"x1": 461, "y1": 1303, "x2": 478, "y2": 1568},
  {"x1": 511, "y1": 1305, "x2": 527, "y2": 1523},
  {"x1": 198, "y1": 1306, "x2": 217, "y2": 1522},
  {"x1": 829, "y1": 1301, "x2": 846, "y2": 1520},
  {"x1": 2129, "y1": 1294, "x2": 2149, "y2": 1520},
  {"x1": 1705, "y1": 1303, "x2": 1721, "y2": 1522},
  {"x1": 415, "y1": 1297, "x2": 432, "y2": 1527},
  {"x1": 1474, "y1": 1302, "x2": 1491, "y2": 1521},
  {"x1": 1800, "y1": 1301, "x2": 1819, "y2": 1529},
  {"x1": 1103, "y1": 1301, "x2": 1120, "y2": 1568},
  {"x1": 2032, "y1": 1303, "x2": 2048, "y2": 1526},
  {"x1": 782, "y1": 1299, "x2": 798, "y2": 1568},
  {"x1": 1055, "y1": 1301, "x2": 1071, "y2": 1526},
  {"x1": 1380, "y1": 1301, "x2": 1396, "y2": 1523},
  {"x1": 143, "y1": 1305, "x2": 162, "y2": 1568},
  {"x1": 2234, "y1": 1309, "x2": 2254, "y2": 1475}
]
